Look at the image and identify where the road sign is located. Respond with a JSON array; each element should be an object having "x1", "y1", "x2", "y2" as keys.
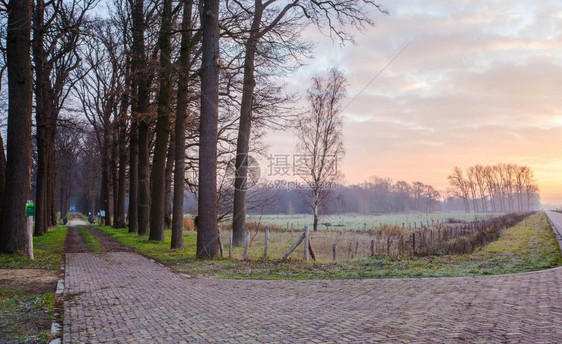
[{"x1": 25, "y1": 202, "x2": 35, "y2": 217}]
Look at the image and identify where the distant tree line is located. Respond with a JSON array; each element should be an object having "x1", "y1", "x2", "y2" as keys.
[
  {"x1": 242, "y1": 178, "x2": 441, "y2": 215},
  {"x1": 242, "y1": 164, "x2": 541, "y2": 216},
  {"x1": 447, "y1": 164, "x2": 540, "y2": 213}
]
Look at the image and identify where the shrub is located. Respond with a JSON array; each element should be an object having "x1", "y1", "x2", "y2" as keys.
[
  {"x1": 182, "y1": 216, "x2": 195, "y2": 231},
  {"x1": 376, "y1": 224, "x2": 409, "y2": 237}
]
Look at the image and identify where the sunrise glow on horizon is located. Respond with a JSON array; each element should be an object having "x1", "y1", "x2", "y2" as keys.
[{"x1": 264, "y1": 0, "x2": 562, "y2": 206}]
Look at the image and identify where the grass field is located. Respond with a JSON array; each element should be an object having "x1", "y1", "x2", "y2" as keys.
[
  {"x1": 246, "y1": 212, "x2": 499, "y2": 231},
  {"x1": 97, "y1": 212, "x2": 561, "y2": 280},
  {"x1": 0, "y1": 226, "x2": 68, "y2": 270},
  {"x1": 0, "y1": 226, "x2": 67, "y2": 343}
]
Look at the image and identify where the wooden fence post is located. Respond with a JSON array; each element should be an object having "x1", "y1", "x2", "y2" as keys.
[
  {"x1": 229, "y1": 231, "x2": 233, "y2": 259},
  {"x1": 354, "y1": 241, "x2": 359, "y2": 259},
  {"x1": 218, "y1": 232, "x2": 224, "y2": 258},
  {"x1": 304, "y1": 226, "x2": 309, "y2": 261},
  {"x1": 243, "y1": 231, "x2": 250, "y2": 261},
  {"x1": 333, "y1": 243, "x2": 337, "y2": 261},
  {"x1": 370, "y1": 239, "x2": 375, "y2": 257},
  {"x1": 264, "y1": 227, "x2": 269, "y2": 261},
  {"x1": 278, "y1": 232, "x2": 306, "y2": 264},
  {"x1": 387, "y1": 236, "x2": 391, "y2": 256},
  {"x1": 412, "y1": 232, "x2": 416, "y2": 254}
]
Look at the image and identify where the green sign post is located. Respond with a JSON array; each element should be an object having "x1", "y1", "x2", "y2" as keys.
[
  {"x1": 25, "y1": 201, "x2": 34, "y2": 260},
  {"x1": 25, "y1": 202, "x2": 35, "y2": 217}
]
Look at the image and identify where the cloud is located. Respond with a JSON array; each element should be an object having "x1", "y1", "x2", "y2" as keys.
[{"x1": 265, "y1": 0, "x2": 562, "y2": 204}]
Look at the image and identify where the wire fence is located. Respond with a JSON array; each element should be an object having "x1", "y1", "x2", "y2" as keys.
[{"x1": 219, "y1": 212, "x2": 534, "y2": 262}]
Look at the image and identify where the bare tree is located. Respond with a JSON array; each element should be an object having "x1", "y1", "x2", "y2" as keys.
[
  {"x1": 447, "y1": 167, "x2": 470, "y2": 213},
  {"x1": 466, "y1": 167, "x2": 479, "y2": 212},
  {"x1": 296, "y1": 68, "x2": 346, "y2": 232},
  {"x1": 0, "y1": 6, "x2": 7, "y2": 238},
  {"x1": 483, "y1": 165, "x2": 498, "y2": 212},
  {"x1": 77, "y1": 130, "x2": 102, "y2": 215},
  {"x1": 449, "y1": 164, "x2": 540, "y2": 213},
  {"x1": 171, "y1": 0, "x2": 197, "y2": 250},
  {"x1": 471, "y1": 164, "x2": 488, "y2": 212},
  {"x1": 392, "y1": 180, "x2": 411, "y2": 212},
  {"x1": 97, "y1": 0, "x2": 131, "y2": 230},
  {"x1": 55, "y1": 120, "x2": 82, "y2": 220},
  {"x1": 32, "y1": 0, "x2": 95, "y2": 235},
  {"x1": 0, "y1": 128, "x2": 5, "y2": 232},
  {"x1": 129, "y1": 0, "x2": 156, "y2": 236},
  {"x1": 197, "y1": 0, "x2": 220, "y2": 258},
  {"x1": 149, "y1": 0, "x2": 174, "y2": 241},
  {"x1": 0, "y1": 0, "x2": 33, "y2": 253},
  {"x1": 230, "y1": 0, "x2": 387, "y2": 246},
  {"x1": 74, "y1": 18, "x2": 125, "y2": 226},
  {"x1": 422, "y1": 184, "x2": 440, "y2": 213}
]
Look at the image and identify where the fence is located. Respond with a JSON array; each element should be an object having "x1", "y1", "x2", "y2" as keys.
[{"x1": 219, "y1": 212, "x2": 533, "y2": 262}]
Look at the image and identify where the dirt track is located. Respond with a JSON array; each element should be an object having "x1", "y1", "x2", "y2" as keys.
[{"x1": 64, "y1": 220, "x2": 132, "y2": 253}]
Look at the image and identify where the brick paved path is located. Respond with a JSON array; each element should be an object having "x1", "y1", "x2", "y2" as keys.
[{"x1": 63, "y1": 228, "x2": 562, "y2": 343}]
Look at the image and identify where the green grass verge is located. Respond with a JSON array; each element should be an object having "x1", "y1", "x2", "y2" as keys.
[
  {"x1": 0, "y1": 226, "x2": 65, "y2": 342},
  {"x1": 96, "y1": 212, "x2": 561, "y2": 280},
  {"x1": 96, "y1": 226, "x2": 198, "y2": 262},
  {"x1": 0, "y1": 226, "x2": 68, "y2": 270},
  {"x1": 0, "y1": 287, "x2": 55, "y2": 343},
  {"x1": 78, "y1": 226, "x2": 101, "y2": 252}
]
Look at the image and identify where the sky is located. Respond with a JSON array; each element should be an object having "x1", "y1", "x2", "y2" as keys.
[{"x1": 262, "y1": 0, "x2": 562, "y2": 206}]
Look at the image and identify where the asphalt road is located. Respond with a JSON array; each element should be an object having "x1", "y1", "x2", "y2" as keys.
[{"x1": 546, "y1": 210, "x2": 562, "y2": 250}]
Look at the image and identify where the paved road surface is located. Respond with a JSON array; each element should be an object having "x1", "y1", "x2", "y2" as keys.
[
  {"x1": 546, "y1": 210, "x2": 562, "y2": 251},
  {"x1": 63, "y1": 221, "x2": 562, "y2": 343},
  {"x1": 68, "y1": 219, "x2": 87, "y2": 226}
]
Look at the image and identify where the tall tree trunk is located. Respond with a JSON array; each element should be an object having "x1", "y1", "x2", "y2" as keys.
[
  {"x1": 313, "y1": 190, "x2": 319, "y2": 232},
  {"x1": 62, "y1": 185, "x2": 69, "y2": 220},
  {"x1": 0, "y1": 0, "x2": 33, "y2": 253},
  {"x1": 32, "y1": 0, "x2": 58, "y2": 235},
  {"x1": 149, "y1": 0, "x2": 173, "y2": 241},
  {"x1": 101, "y1": 126, "x2": 112, "y2": 226},
  {"x1": 164, "y1": 133, "x2": 175, "y2": 229},
  {"x1": 0, "y1": 132, "x2": 6, "y2": 238},
  {"x1": 35, "y1": 138, "x2": 49, "y2": 235},
  {"x1": 116, "y1": 91, "x2": 129, "y2": 229},
  {"x1": 131, "y1": 0, "x2": 150, "y2": 235},
  {"x1": 49, "y1": 152, "x2": 56, "y2": 226},
  {"x1": 171, "y1": 0, "x2": 193, "y2": 250},
  {"x1": 232, "y1": 3, "x2": 263, "y2": 246},
  {"x1": 32, "y1": 0, "x2": 50, "y2": 236},
  {"x1": 138, "y1": 122, "x2": 150, "y2": 235},
  {"x1": 128, "y1": 119, "x2": 139, "y2": 233},
  {"x1": 197, "y1": 0, "x2": 220, "y2": 259},
  {"x1": 112, "y1": 128, "x2": 119, "y2": 226}
]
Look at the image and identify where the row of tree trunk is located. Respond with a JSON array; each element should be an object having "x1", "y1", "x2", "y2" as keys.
[{"x1": 0, "y1": 0, "x2": 34, "y2": 253}]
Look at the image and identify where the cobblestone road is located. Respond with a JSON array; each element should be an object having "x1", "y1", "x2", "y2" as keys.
[{"x1": 63, "y1": 227, "x2": 562, "y2": 343}]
